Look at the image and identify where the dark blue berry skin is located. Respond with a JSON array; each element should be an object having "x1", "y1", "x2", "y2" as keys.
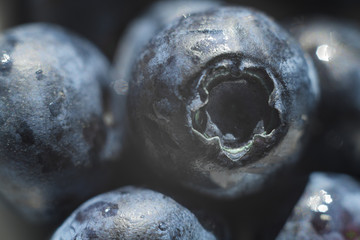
[
  {"x1": 51, "y1": 187, "x2": 219, "y2": 240},
  {"x1": 0, "y1": 23, "x2": 124, "y2": 223},
  {"x1": 277, "y1": 173, "x2": 360, "y2": 239},
  {"x1": 288, "y1": 18, "x2": 360, "y2": 113},
  {"x1": 287, "y1": 18, "x2": 360, "y2": 175},
  {"x1": 112, "y1": 0, "x2": 221, "y2": 93},
  {"x1": 111, "y1": 0, "x2": 223, "y2": 199},
  {"x1": 128, "y1": 7, "x2": 319, "y2": 198}
]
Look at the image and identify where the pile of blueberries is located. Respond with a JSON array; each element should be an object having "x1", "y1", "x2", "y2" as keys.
[{"x1": 2, "y1": 0, "x2": 360, "y2": 239}]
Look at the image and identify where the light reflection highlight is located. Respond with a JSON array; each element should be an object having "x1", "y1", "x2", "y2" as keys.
[
  {"x1": 317, "y1": 204, "x2": 328, "y2": 213},
  {"x1": 307, "y1": 189, "x2": 333, "y2": 212},
  {"x1": 320, "y1": 214, "x2": 332, "y2": 221},
  {"x1": 316, "y1": 44, "x2": 336, "y2": 62},
  {"x1": 1, "y1": 53, "x2": 10, "y2": 64}
]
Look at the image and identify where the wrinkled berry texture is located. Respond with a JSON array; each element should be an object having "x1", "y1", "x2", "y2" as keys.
[
  {"x1": 51, "y1": 187, "x2": 217, "y2": 240},
  {"x1": 128, "y1": 7, "x2": 319, "y2": 198},
  {"x1": 0, "y1": 23, "x2": 123, "y2": 223}
]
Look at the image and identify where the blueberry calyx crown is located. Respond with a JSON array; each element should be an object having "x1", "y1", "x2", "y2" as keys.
[{"x1": 189, "y1": 58, "x2": 281, "y2": 162}]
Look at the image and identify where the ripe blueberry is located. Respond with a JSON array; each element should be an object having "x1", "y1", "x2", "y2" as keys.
[
  {"x1": 287, "y1": 18, "x2": 360, "y2": 174},
  {"x1": 0, "y1": 23, "x2": 124, "y2": 223},
  {"x1": 128, "y1": 7, "x2": 319, "y2": 198},
  {"x1": 51, "y1": 187, "x2": 219, "y2": 240},
  {"x1": 277, "y1": 173, "x2": 360, "y2": 239},
  {"x1": 112, "y1": 0, "x2": 221, "y2": 94},
  {"x1": 288, "y1": 18, "x2": 360, "y2": 112}
]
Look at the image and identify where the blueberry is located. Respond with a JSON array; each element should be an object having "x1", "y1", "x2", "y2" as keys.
[
  {"x1": 277, "y1": 173, "x2": 360, "y2": 239},
  {"x1": 112, "y1": 0, "x2": 221, "y2": 95},
  {"x1": 287, "y1": 18, "x2": 360, "y2": 174},
  {"x1": 128, "y1": 7, "x2": 319, "y2": 198},
  {"x1": 0, "y1": 23, "x2": 124, "y2": 223},
  {"x1": 287, "y1": 18, "x2": 360, "y2": 113},
  {"x1": 51, "y1": 186, "x2": 219, "y2": 240}
]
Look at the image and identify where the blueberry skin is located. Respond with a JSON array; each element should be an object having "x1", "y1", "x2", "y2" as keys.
[
  {"x1": 288, "y1": 18, "x2": 360, "y2": 112},
  {"x1": 112, "y1": 0, "x2": 221, "y2": 95},
  {"x1": 0, "y1": 23, "x2": 124, "y2": 223},
  {"x1": 51, "y1": 187, "x2": 218, "y2": 240},
  {"x1": 277, "y1": 173, "x2": 360, "y2": 239},
  {"x1": 287, "y1": 18, "x2": 360, "y2": 174},
  {"x1": 128, "y1": 7, "x2": 319, "y2": 198}
]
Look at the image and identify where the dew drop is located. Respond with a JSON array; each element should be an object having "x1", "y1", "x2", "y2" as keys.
[
  {"x1": 36, "y1": 69, "x2": 44, "y2": 80},
  {"x1": 101, "y1": 203, "x2": 118, "y2": 217},
  {"x1": 49, "y1": 91, "x2": 65, "y2": 117},
  {"x1": 49, "y1": 101, "x2": 61, "y2": 117},
  {"x1": 158, "y1": 222, "x2": 167, "y2": 231}
]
